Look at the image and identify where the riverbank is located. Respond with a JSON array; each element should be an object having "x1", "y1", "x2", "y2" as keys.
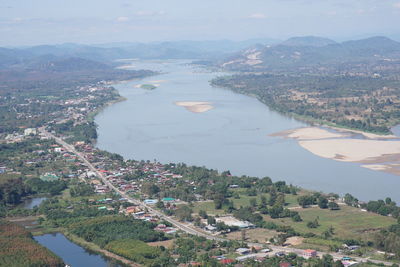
[
  {"x1": 87, "y1": 90, "x2": 127, "y2": 122},
  {"x1": 210, "y1": 74, "x2": 399, "y2": 136},
  {"x1": 95, "y1": 59, "x2": 400, "y2": 202},
  {"x1": 62, "y1": 232, "x2": 141, "y2": 267}
]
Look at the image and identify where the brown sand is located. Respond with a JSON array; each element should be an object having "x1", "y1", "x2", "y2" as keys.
[{"x1": 175, "y1": 101, "x2": 214, "y2": 113}]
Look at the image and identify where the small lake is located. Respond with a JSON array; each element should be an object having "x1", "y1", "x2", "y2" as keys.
[
  {"x1": 95, "y1": 60, "x2": 400, "y2": 202},
  {"x1": 34, "y1": 233, "x2": 121, "y2": 267},
  {"x1": 22, "y1": 197, "x2": 47, "y2": 209}
]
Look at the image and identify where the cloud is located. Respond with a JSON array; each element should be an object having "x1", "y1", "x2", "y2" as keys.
[
  {"x1": 248, "y1": 13, "x2": 267, "y2": 19},
  {"x1": 116, "y1": 16, "x2": 130, "y2": 22},
  {"x1": 135, "y1": 10, "x2": 166, "y2": 17},
  {"x1": 394, "y1": 2, "x2": 400, "y2": 9}
]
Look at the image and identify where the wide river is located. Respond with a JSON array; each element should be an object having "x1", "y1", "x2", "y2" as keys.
[{"x1": 96, "y1": 60, "x2": 400, "y2": 202}]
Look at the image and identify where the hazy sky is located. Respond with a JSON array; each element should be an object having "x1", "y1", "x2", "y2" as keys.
[{"x1": 1, "y1": 0, "x2": 400, "y2": 46}]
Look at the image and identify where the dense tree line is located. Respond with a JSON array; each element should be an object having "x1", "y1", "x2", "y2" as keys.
[
  {"x1": 26, "y1": 178, "x2": 67, "y2": 196},
  {"x1": 0, "y1": 221, "x2": 64, "y2": 267},
  {"x1": 0, "y1": 178, "x2": 31, "y2": 206},
  {"x1": 70, "y1": 216, "x2": 167, "y2": 248}
]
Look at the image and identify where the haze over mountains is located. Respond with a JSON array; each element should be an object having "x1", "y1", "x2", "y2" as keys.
[
  {"x1": 220, "y1": 36, "x2": 400, "y2": 72},
  {"x1": 0, "y1": 36, "x2": 399, "y2": 77},
  {"x1": 0, "y1": 38, "x2": 279, "y2": 71}
]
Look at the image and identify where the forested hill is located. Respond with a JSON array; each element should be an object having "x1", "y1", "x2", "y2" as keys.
[
  {"x1": 219, "y1": 36, "x2": 400, "y2": 74},
  {"x1": 212, "y1": 36, "x2": 400, "y2": 134},
  {"x1": 0, "y1": 38, "x2": 279, "y2": 68}
]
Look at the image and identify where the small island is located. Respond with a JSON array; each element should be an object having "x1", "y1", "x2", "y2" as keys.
[{"x1": 139, "y1": 84, "x2": 157, "y2": 90}]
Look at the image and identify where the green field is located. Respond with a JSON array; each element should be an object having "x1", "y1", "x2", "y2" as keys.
[
  {"x1": 105, "y1": 239, "x2": 162, "y2": 265},
  {"x1": 264, "y1": 205, "x2": 396, "y2": 240},
  {"x1": 191, "y1": 190, "x2": 306, "y2": 215}
]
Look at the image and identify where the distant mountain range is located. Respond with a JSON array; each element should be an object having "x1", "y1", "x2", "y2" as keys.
[
  {"x1": 1, "y1": 36, "x2": 399, "y2": 74},
  {"x1": 280, "y1": 36, "x2": 337, "y2": 47},
  {"x1": 0, "y1": 38, "x2": 280, "y2": 72},
  {"x1": 219, "y1": 36, "x2": 400, "y2": 71}
]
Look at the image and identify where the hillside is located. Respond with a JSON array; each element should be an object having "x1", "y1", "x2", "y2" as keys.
[
  {"x1": 214, "y1": 36, "x2": 400, "y2": 134},
  {"x1": 0, "y1": 39, "x2": 279, "y2": 68},
  {"x1": 280, "y1": 36, "x2": 337, "y2": 47},
  {"x1": 220, "y1": 36, "x2": 400, "y2": 75}
]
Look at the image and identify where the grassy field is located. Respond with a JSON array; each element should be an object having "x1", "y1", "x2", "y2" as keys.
[
  {"x1": 105, "y1": 238, "x2": 162, "y2": 265},
  {"x1": 225, "y1": 228, "x2": 277, "y2": 243},
  {"x1": 263, "y1": 205, "x2": 395, "y2": 240},
  {"x1": 191, "y1": 190, "x2": 306, "y2": 215},
  {"x1": 191, "y1": 201, "x2": 227, "y2": 215}
]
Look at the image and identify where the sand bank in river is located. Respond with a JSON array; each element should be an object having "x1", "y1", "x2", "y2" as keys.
[
  {"x1": 175, "y1": 101, "x2": 214, "y2": 113},
  {"x1": 271, "y1": 127, "x2": 400, "y2": 175},
  {"x1": 299, "y1": 138, "x2": 400, "y2": 162},
  {"x1": 270, "y1": 127, "x2": 348, "y2": 140}
]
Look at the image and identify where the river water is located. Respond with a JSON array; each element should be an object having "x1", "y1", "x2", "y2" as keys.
[
  {"x1": 34, "y1": 233, "x2": 120, "y2": 267},
  {"x1": 95, "y1": 60, "x2": 400, "y2": 202}
]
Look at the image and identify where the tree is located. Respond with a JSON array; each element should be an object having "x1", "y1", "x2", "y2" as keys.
[
  {"x1": 307, "y1": 218, "x2": 320, "y2": 228},
  {"x1": 297, "y1": 195, "x2": 315, "y2": 208},
  {"x1": 260, "y1": 195, "x2": 267, "y2": 208},
  {"x1": 207, "y1": 216, "x2": 216, "y2": 225},
  {"x1": 321, "y1": 254, "x2": 334, "y2": 267},
  {"x1": 344, "y1": 193, "x2": 358, "y2": 207},
  {"x1": 269, "y1": 187, "x2": 277, "y2": 206},
  {"x1": 241, "y1": 230, "x2": 246, "y2": 241},
  {"x1": 323, "y1": 230, "x2": 332, "y2": 239},
  {"x1": 292, "y1": 213, "x2": 302, "y2": 222},
  {"x1": 249, "y1": 198, "x2": 257, "y2": 208},
  {"x1": 194, "y1": 217, "x2": 201, "y2": 227},
  {"x1": 141, "y1": 183, "x2": 160, "y2": 196},
  {"x1": 318, "y1": 196, "x2": 328, "y2": 209},
  {"x1": 199, "y1": 210, "x2": 208, "y2": 219},
  {"x1": 175, "y1": 205, "x2": 193, "y2": 222},
  {"x1": 328, "y1": 202, "x2": 340, "y2": 210},
  {"x1": 276, "y1": 194, "x2": 285, "y2": 207},
  {"x1": 155, "y1": 200, "x2": 165, "y2": 209}
]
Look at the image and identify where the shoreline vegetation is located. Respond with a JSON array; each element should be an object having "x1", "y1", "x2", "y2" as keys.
[
  {"x1": 211, "y1": 75, "x2": 400, "y2": 136},
  {"x1": 62, "y1": 232, "x2": 139, "y2": 267},
  {"x1": 30, "y1": 227, "x2": 136, "y2": 267}
]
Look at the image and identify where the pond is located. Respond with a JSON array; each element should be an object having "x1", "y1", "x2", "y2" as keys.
[
  {"x1": 22, "y1": 197, "x2": 47, "y2": 209},
  {"x1": 34, "y1": 233, "x2": 121, "y2": 267}
]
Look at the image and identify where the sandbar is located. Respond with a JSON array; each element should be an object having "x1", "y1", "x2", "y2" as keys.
[
  {"x1": 298, "y1": 139, "x2": 400, "y2": 162},
  {"x1": 175, "y1": 101, "x2": 214, "y2": 113},
  {"x1": 271, "y1": 126, "x2": 400, "y2": 175},
  {"x1": 270, "y1": 127, "x2": 347, "y2": 140},
  {"x1": 116, "y1": 65, "x2": 135, "y2": 70}
]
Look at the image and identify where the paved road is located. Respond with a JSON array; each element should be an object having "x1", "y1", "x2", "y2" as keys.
[{"x1": 40, "y1": 127, "x2": 394, "y2": 266}]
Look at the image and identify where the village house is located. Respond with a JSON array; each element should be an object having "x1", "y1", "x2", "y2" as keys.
[{"x1": 303, "y1": 249, "x2": 317, "y2": 258}]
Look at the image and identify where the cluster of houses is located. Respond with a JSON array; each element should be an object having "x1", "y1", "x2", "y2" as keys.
[{"x1": 3, "y1": 127, "x2": 38, "y2": 143}]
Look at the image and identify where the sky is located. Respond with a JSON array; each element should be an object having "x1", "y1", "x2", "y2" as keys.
[{"x1": 0, "y1": 0, "x2": 400, "y2": 46}]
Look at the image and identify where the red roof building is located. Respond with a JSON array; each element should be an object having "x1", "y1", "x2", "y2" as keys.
[{"x1": 220, "y1": 259, "x2": 235, "y2": 264}]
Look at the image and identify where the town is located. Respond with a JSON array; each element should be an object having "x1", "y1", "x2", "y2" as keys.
[{"x1": 1, "y1": 71, "x2": 399, "y2": 266}]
